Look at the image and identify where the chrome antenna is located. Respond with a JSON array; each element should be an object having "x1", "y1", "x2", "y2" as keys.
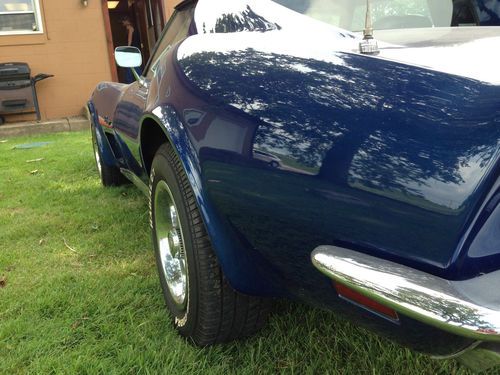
[
  {"x1": 364, "y1": 0, "x2": 374, "y2": 39},
  {"x1": 359, "y1": 0, "x2": 379, "y2": 55}
]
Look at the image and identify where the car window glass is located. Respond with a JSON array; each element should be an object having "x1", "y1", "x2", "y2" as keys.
[
  {"x1": 475, "y1": 0, "x2": 500, "y2": 25},
  {"x1": 146, "y1": 6, "x2": 195, "y2": 77},
  {"x1": 273, "y1": 0, "x2": 474, "y2": 31},
  {"x1": 351, "y1": 0, "x2": 432, "y2": 31}
]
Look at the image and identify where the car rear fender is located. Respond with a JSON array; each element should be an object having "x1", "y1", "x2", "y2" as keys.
[
  {"x1": 140, "y1": 106, "x2": 285, "y2": 297},
  {"x1": 456, "y1": 173, "x2": 500, "y2": 276}
]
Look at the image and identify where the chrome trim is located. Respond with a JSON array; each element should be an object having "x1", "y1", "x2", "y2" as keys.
[
  {"x1": 359, "y1": 0, "x2": 379, "y2": 55},
  {"x1": 311, "y1": 246, "x2": 500, "y2": 343},
  {"x1": 132, "y1": 67, "x2": 141, "y2": 82},
  {"x1": 120, "y1": 168, "x2": 149, "y2": 196},
  {"x1": 154, "y1": 180, "x2": 188, "y2": 309}
]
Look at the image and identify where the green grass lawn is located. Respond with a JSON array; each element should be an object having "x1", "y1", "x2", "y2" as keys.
[{"x1": 0, "y1": 131, "x2": 480, "y2": 374}]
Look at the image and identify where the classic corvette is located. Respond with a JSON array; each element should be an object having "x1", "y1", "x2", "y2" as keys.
[{"x1": 88, "y1": 0, "x2": 500, "y2": 371}]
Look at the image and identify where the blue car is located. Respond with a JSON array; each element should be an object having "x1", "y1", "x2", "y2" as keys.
[{"x1": 88, "y1": 0, "x2": 500, "y2": 371}]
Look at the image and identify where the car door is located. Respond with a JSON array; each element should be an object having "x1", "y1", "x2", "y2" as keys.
[{"x1": 112, "y1": 1, "x2": 196, "y2": 180}]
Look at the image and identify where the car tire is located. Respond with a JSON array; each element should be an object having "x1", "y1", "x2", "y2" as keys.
[
  {"x1": 150, "y1": 143, "x2": 271, "y2": 345},
  {"x1": 91, "y1": 123, "x2": 128, "y2": 187}
]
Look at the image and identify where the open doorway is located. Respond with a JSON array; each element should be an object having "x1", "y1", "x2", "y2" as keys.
[{"x1": 103, "y1": 0, "x2": 166, "y2": 83}]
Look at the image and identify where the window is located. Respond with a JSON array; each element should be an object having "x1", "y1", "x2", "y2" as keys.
[
  {"x1": 0, "y1": 0, "x2": 43, "y2": 35},
  {"x1": 350, "y1": 0, "x2": 432, "y2": 31},
  {"x1": 145, "y1": 4, "x2": 195, "y2": 77},
  {"x1": 273, "y1": 0, "x2": 476, "y2": 31}
]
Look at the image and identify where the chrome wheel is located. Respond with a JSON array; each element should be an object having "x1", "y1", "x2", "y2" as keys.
[
  {"x1": 90, "y1": 124, "x2": 127, "y2": 187},
  {"x1": 150, "y1": 143, "x2": 271, "y2": 345},
  {"x1": 92, "y1": 128, "x2": 103, "y2": 178},
  {"x1": 94, "y1": 145, "x2": 103, "y2": 178},
  {"x1": 154, "y1": 180, "x2": 187, "y2": 309}
]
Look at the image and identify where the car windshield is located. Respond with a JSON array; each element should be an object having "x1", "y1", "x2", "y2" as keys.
[{"x1": 272, "y1": 0, "x2": 480, "y2": 31}]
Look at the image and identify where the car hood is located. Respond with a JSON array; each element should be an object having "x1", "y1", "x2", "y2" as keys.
[
  {"x1": 180, "y1": 26, "x2": 500, "y2": 85},
  {"x1": 193, "y1": 0, "x2": 500, "y2": 84},
  {"x1": 375, "y1": 27, "x2": 500, "y2": 85}
]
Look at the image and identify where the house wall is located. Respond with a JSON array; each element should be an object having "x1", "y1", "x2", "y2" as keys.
[
  {"x1": 0, "y1": 0, "x2": 113, "y2": 122},
  {"x1": 0, "y1": 0, "x2": 183, "y2": 123}
]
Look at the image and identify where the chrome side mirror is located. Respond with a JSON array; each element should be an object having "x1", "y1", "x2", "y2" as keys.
[{"x1": 114, "y1": 46, "x2": 142, "y2": 68}]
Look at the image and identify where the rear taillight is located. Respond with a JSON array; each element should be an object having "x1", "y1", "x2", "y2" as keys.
[{"x1": 335, "y1": 282, "x2": 399, "y2": 323}]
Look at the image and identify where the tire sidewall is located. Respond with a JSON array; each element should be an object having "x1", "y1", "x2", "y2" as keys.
[{"x1": 150, "y1": 146, "x2": 199, "y2": 336}]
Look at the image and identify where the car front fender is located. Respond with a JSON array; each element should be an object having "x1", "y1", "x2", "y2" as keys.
[{"x1": 87, "y1": 100, "x2": 120, "y2": 169}]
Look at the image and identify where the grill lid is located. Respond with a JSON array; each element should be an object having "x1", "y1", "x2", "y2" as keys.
[{"x1": 0, "y1": 62, "x2": 31, "y2": 82}]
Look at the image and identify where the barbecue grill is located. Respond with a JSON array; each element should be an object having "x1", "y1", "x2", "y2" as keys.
[{"x1": 0, "y1": 62, "x2": 53, "y2": 124}]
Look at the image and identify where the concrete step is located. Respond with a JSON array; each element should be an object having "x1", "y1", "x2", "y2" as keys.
[{"x1": 0, "y1": 116, "x2": 89, "y2": 138}]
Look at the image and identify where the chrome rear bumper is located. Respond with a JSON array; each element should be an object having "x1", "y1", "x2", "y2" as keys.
[{"x1": 311, "y1": 245, "x2": 500, "y2": 370}]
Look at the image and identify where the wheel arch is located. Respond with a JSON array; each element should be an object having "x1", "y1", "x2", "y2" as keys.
[
  {"x1": 140, "y1": 115, "x2": 170, "y2": 177},
  {"x1": 139, "y1": 107, "x2": 284, "y2": 297},
  {"x1": 87, "y1": 100, "x2": 121, "y2": 168}
]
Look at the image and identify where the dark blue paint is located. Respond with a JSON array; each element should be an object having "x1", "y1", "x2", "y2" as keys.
[
  {"x1": 142, "y1": 106, "x2": 285, "y2": 296},
  {"x1": 89, "y1": 1, "x2": 500, "y2": 287},
  {"x1": 469, "y1": 193, "x2": 500, "y2": 259},
  {"x1": 87, "y1": 0, "x2": 500, "y2": 356},
  {"x1": 112, "y1": 82, "x2": 149, "y2": 177},
  {"x1": 88, "y1": 101, "x2": 120, "y2": 168},
  {"x1": 175, "y1": 35, "x2": 500, "y2": 281},
  {"x1": 453, "y1": 181, "x2": 500, "y2": 276}
]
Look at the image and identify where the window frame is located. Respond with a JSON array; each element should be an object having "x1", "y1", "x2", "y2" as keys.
[
  {"x1": 143, "y1": 0, "x2": 196, "y2": 77},
  {"x1": 0, "y1": 0, "x2": 44, "y2": 36}
]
